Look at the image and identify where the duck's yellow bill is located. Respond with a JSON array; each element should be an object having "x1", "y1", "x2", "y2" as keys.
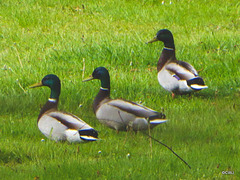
[
  {"x1": 146, "y1": 36, "x2": 158, "y2": 44},
  {"x1": 82, "y1": 76, "x2": 94, "y2": 82},
  {"x1": 29, "y1": 82, "x2": 43, "y2": 88}
]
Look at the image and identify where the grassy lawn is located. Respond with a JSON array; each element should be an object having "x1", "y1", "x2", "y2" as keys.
[{"x1": 0, "y1": 0, "x2": 240, "y2": 179}]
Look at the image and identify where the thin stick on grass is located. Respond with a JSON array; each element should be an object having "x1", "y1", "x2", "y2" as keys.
[
  {"x1": 14, "y1": 44, "x2": 23, "y2": 68},
  {"x1": 142, "y1": 131, "x2": 191, "y2": 169},
  {"x1": 82, "y1": 58, "x2": 85, "y2": 80},
  {"x1": 147, "y1": 118, "x2": 153, "y2": 158},
  {"x1": 16, "y1": 79, "x2": 27, "y2": 94},
  {"x1": 116, "y1": 111, "x2": 190, "y2": 168}
]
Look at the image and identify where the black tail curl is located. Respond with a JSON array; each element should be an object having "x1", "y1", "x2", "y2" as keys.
[
  {"x1": 79, "y1": 129, "x2": 99, "y2": 139},
  {"x1": 187, "y1": 77, "x2": 205, "y2": 86}
]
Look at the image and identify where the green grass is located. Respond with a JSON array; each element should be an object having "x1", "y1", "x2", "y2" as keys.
[{"x1": 0, "y1": 0, "x2": 240, "y2": 179}]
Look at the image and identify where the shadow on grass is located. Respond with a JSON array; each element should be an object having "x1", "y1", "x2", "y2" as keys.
[{"x1": 0, "y1": 149, "x2": 32, "y2": 165}]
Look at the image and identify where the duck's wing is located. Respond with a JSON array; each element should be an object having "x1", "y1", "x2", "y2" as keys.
[
  {"x1": 107, "y1": 99, "x2": 156, "y2": 116},
  {"x1": 165, "y1": 60, "x2": 198, "y2": 80},
  {"x1": 48, "y1": 111, "x2": 93, "y2": 130},
  {"x1": 108, "y1": 99, "x2": 166, "y2": 120}
]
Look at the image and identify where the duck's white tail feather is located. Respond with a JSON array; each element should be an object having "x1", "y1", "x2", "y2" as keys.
[
  {"x1": 150, "y1": 119, "x2": 168, "y2": 124},
  {"x1": 80, "y1": 136, "x2": 98, "y2": 141},
  {"x1": 190, "y1": 84, "x2": 208, "y2": 90}
]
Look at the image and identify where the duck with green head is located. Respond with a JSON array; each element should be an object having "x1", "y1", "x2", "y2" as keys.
[
  {"x1": 147, "y1": 29, "x2": 208, "y2": 97},
  {"x1": 83, "y1": 67, "x2": 167, "y2": 131},
  {"x1": 30, "y1": 74, "x2": 98, "y2": 143}
]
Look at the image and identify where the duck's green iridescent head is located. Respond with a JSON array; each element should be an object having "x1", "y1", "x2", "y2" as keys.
[
  {"x1": 92, "y1": 67, "x2": 110, "y2": 80},
  {"x1": 147, "y1": 29, "x2": 175, "y2": 49},
  {"x1": 30, "y1": 74, "x2": 61, "y2": 99},
  {"x1": 41, "y1": 74, "x2": 61, "y2": 89},
  {"x1": 83, "y1": 67, "x2": 110, "y2": 89}
]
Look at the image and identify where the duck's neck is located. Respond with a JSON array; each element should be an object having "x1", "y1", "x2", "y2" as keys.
[
  {"x1": 93, "y1": 77, "x2": 110, "y2": 113},
  {"x1": 163, "y1": 39, "x2": 175, "y2": 49},
  {"x1": 38, "y1": 86, "x2": 60, "y2": 121},
  {"x1": 38, "y1": 98, "x2": 59, "y2": 121},
  {"x1": 157, "y1": 47, "x2": 176, "y2": 72}
]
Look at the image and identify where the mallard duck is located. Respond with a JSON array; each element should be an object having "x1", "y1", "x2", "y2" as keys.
[
  {"x1": 30, "y1": 74, "x2": 98, "y2": 143},
  {"x1": 83, "y1": 67, "x2": 167, "y2": 131},
  {"x1": 147, "y1": 29, "x2": 208, "y2": 97}
]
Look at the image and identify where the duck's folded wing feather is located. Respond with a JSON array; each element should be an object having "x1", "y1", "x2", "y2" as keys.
[
  {"x1": 107, "y1": 99, "x2": 158, "y2": 117},
  {"x1": 165, "y1": 61, "x2": 198, "y2": 80},
  {"x1": 48, "y1": 111, "x2": 92, "y2": 130}
]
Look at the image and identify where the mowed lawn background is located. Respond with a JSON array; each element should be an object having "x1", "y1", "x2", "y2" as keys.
[{"x1": 0, "y1": 0, "x2": 239, "y2": 179}]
